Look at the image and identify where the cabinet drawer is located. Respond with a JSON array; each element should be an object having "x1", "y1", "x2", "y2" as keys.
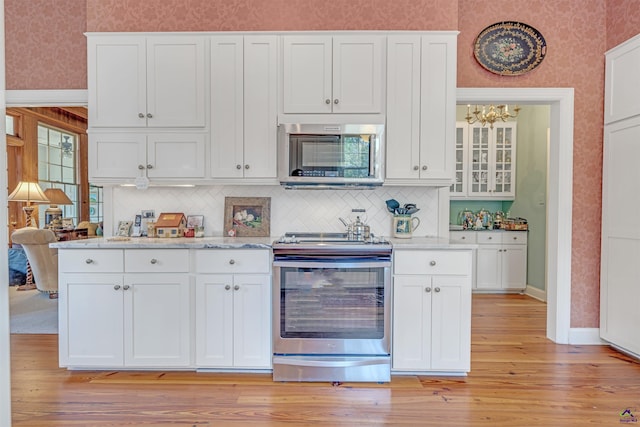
[
  {"x1": 124, "y1": 249, "x2": 189, "y2": 273},
  {"x1": 59, "y1": 249, "x2": 124, "y2": 273},
  {"x1": 502, "y1": 231, "x2": 528, "y2": 244},
  {"x1": 195, "y1": 249, "x2": 270, "y2": 274},
  {"x1": 450, "y1": 231, "x2": 477, "y2": 243},
  {"x1": 477, "y1": 232, "x2": 501, "y2": 244},
  {"x1": 394, "y1": 250, "x2": 471, "y2": 276}
]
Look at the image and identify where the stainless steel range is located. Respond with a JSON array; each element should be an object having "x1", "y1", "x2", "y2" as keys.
[{"x1": 272, "y1": 232, "x2": 392, "y2": 382}]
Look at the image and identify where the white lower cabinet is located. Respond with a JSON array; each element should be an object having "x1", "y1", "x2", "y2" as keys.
[
  {"x1": 59, "y1": 249, "x2": 191, "y2": 368},
  {"x1": 475, "y1": 232, "x2": 527, "y2": 291},
  {"x1": 392, "y1": 250, "x2": 472, "y2": 373},
  {"x1": 194, "y1": 250, "x2": 271, "y2": 369}
]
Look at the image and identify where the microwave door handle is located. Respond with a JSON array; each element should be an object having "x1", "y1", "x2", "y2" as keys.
[{"x1": 369, "y1": 135, "x2": 376, "y2": 177}]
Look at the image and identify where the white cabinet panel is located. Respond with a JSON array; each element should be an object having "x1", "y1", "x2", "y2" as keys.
[{"x1": 604, "y1": 34, "x2": 640, "y2": 124}]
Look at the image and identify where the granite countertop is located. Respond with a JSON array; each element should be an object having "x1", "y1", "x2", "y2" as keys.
[
  {"x1": 50, "y1": 236, "x2": 277, "y2": 249},
  {"x1": 389, "y1": 236, "x2": 477, "y2": 249}
]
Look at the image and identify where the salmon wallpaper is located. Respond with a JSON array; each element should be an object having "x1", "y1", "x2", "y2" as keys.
[{"x1": 4, "y1": 0, "x2": 640, "y2": 328}]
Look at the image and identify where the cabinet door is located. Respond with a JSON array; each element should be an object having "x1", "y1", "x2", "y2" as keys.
[
  {"x1": 59, "y1": 274, "x2": 124, "y2": 367},
  {"x1": 469, "y1": 124, "x2": 491, "y2": 196},
  {"x1": 146, "y1": 133, "x2": 206, "y2": 178},
  {"x1": 243, "y1": 36, "x2": 278, "y2": 179},
  {"x1": 419, "y1": 35, "x2": 456, "y2": 180},
  {"x1": 146, "y1": 36, "x2": 206, "y2": 127},
  {"x1": 386, "y1": 36, "x2": 421, "y2": 180},
  {"x1": 392, "y1": 275, "x2": 431, "y2": 370},
  {"x1": 88, "y1": 36, "x2": 146, "y2": 128},
  {"x1": 89, "y1": 133, "x2": 147, "y2": 179},
  {"x1": 195, "y1": 275, "x2": 235, "y2": 367},
  {"x1": 450, "y1": 122, "x2": 469, "y2": 195},
  {"x1": 232, "y1": 274, "x2": 272, "y2": 368},
  {"x1": 430, "y1": 276, "x2": 471, "y2": 371},
  {"x1": 282, "y1": 36, "x2": 332, "y2": 113},
  {"x1": 123, "y1": 273, "x2": 191, "y2": 367},
  {"x1": 500, "y1": 244, "x2": 527, "y2": 290},
  {"x1": 210, "y1": 36, "x2": 244, "y2": 178},
  {"x1": 475, "y1": 246, "x2": 501, "y2": 290},
  {"x1": 332, "y1": 36, "x2": 383, "y2": 113},
  {"x1": 493, "y1": 123, "x2": 516, "y2": 197}
]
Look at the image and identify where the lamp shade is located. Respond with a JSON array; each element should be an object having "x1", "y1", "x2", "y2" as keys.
[
  {"x1": 43, "y1": 188, "x2": 73, "y2": 206},
  {"x1": 8, "y1": 181, "x2": 49, "y2": 203}
]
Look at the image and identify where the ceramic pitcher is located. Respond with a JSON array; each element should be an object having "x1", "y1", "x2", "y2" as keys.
[{"x1": 392, "y1": 215, "x2": 420, "y2": 238}]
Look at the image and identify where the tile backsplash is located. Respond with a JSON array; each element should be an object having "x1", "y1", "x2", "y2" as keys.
[{"x1": 108, "y1": 185, "x2": 441, "y2": 238}]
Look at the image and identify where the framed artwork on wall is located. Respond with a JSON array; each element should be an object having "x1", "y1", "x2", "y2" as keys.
[{"x1": 223, "y1": 197, "x2": 271, "y2": 237}]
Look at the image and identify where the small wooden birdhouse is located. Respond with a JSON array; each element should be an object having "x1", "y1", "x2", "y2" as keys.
[{"x1": 155, "y1": 213, "x2": 187, "y2": 238}]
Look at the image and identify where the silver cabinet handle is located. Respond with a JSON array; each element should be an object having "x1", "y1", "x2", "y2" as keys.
[
  {"x1": 123, "y1": 285, "x2": 130, "y2": 290},
  {"x1": 234, "y1": 285, "x2": 240, "y2": 291},
  {"x1": 236, "y1": 164, "x2": 242, "y2": 170},
  {"x1": 229, "y1": 259, "x2": 235, "y2": 265},
  {"x1": 245, "y1": 164, "x2": 250, "y2": 169},
  {"x1": 138, "y1": 164, "x2": 145, "y2": 170},
  {"x1": 325, "y1": 99, "x2": 331, "y2": 104},
  {"x1": 114, "y1": 285, "x2": 121, "y2": 290},
  {"x1": 85, "y1": 258, "x2": 94, "y2": 264},
  {"x1": 225, "y1": 285, "x2": 231, "y2": 290},
  {"x1": 138, "y1": 113, "x2": 145, "y2": 118},
  {"x1": 435, "y1": 287, "x2": 441, "y2": 293},
  {"x1": 413, "y1": 166, "x2": 419, "y2": 171},
  {"x1": 430, "y1": 260, "x2": 436, "y2": 266},
  {"x1": 422, "y1": 165, "x2": 428, "y2": 170},
  {"x1": 146, "y1": 164, "x2": 153, "y2": 169},
  {"x1": 425, "y1": 287, "x2": 432, "y2": 292},
  {"x1": 150, "y1": 259, "x2": 158, "y2": 264},
  {"x1": 146, "y1": 113, "x2": 153, "y2": 118},
  {"x1": 334, "y1": 99, "x2": 339, "y2": 104}
]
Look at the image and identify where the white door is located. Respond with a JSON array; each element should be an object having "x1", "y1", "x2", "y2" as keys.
[
  {"x1": 146, "y1": 133, "x2": 206, "y2": 179},
  {"x1": 146, "y1": 36, "x2": 206, "y2": 127},
  {"x1": 59, "y1": 274, "x2": 124, "y2": 367},
  {"x1": 195, "y1": 275, "x2": 235, "y2": 367},
  {"x1": 501, "y1": 244, "x2": 528, "y2": 290},
  {"x1": 475, "y1": 246, "x2": 501, "y2": 290},
  {"x1": 123, "y1": 273, "x2": 191, "y2": 367},
  {"x1": 88, "y1": 36, "x2": 146, "y2": 128},
  {"x1": 332, "y1": 36, "x2": 383, "y2": 113},
  {"x1": 89, "y1": 133, "x2": 147, "y2": 180},
  {"x1": 282, "y1": 36, "x2": 332, "y2": 113},
  {"x1": 430, "y1": 276, "x2": 471, "y2": 371},
  {"x1": 392, "y1": 275, "x2": 431, "y2": 370},
  {"x1": 231, "y1": 274, "x2": 272, "y2": 368}
]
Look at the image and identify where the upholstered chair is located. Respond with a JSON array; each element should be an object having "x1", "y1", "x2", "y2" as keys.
[{"x1": 11, "y1": 227, "x2": 58, "y2": 298}]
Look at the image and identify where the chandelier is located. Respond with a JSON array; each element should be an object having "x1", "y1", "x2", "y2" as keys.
[{"x1": 465, "y1": 104, "x2": 521, "y2": 129}]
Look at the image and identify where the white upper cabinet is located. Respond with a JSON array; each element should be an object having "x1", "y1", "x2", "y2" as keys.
[
  {"x1": 604, "y1": 34, "x2": 640, "y2": 124},
  {"x1": 88, "y1": 35, "x2": 206, "y2": 128},
  {"x1": 385, "y1": 34, "x2": 457, "y2": 185},
  {"x1": 282, "y1": 35, "x2": 384, "y2": 114},
  {"x1": 210, "y1": 35, "x2": 277, "y2": 179}
]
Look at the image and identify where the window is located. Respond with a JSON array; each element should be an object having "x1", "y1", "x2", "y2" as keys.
[
  {"x1": 6, "y1": 115, "x2": 16, "y2": 136},
  {"x1": 37, "y1": 124, "x2": 79, "y2": 225},
  {"x1": 89, "y1": 185, "x2": 103, "y2": 224}
]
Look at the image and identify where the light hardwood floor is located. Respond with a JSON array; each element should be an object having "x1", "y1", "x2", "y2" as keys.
[{"x1": 10, "y1": 294, "x2": 640, "y2": 426}]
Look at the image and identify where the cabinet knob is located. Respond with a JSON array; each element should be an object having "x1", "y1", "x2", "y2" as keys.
[
  {"x1": 430, "y1": 260, "x2": 436, "y2": 266},
  {"x1": 138, "y1": 164, "x2": 145, "y2": 170},
  {"x1": 434, "y1": 287, "x2": 441, "y2": 293},
  {"x1": 146, "y1": 164, "x2": 153, "y2": 169},
  {"x1": 236, "y1": 164, "x2": 242, "y2": 170},
  {"x1": 513, "y1": 237, "x2": 518, "y2": 240},
  {"x1": 234, "y1": 285, "x2": 240, "y2": 291},
  {"x1": 413, "y1": 166, "x2": 419, "y2": 171},
  {"x1": 244, "y1": 164, "x2": 250, "y2": 169},
  {"x1": 225, "y1": 285, "x2": 231, "y2": 290},
  {"x1": 138, "y1": 113, "x2": 145, "y2": 118},
  {"x1": 229, "y1": 259, "x2": 235, "y2": 265},
  {"x1": 85, "y1": 258, "x2": 94, "y2": 264},
  {"x1": 150, "y1": 258, "x2": 158, "y2": 264},
  {"x1": 334, "y1": 99, "x2": 339, "y2": 104},
  {"x1": 425, "y1": 287, "x2": 432, "y2": 292},
  {"x1": 488, "y1": 236, "x2": 493, "y2": 240},
  {"x1": 123, "y1": 285, "x2": 130, "y2": 290},
  {"x1": 422, "y1": 165, "x2": 428, "y2": 170},
  {"x1": 325, "y1": 99, "x2": 331, "y2": 104},
  {"x1": 114, "y1": 285, "x2": 121, "y2": 290},
  {"x1": 146, "y1": 113, "x2": 153, "y2": 118},
  {"x1": 461, "y1": 236, "x2": 466, "y2": 240}
]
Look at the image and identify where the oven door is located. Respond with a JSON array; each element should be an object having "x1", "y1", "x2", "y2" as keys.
[{"x1": 272, "y1": 259, "x2": 391, "y2": 356}]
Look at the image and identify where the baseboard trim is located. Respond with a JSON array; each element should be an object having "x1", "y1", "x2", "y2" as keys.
[
  {"x1": 568, "y1": 328, "x2": 605, "y2": 345},
  {"x1": 524, "y1": 285, "x2": 546, "y2": 302}
]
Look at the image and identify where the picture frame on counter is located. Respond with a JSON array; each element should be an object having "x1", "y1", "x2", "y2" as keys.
[
  {"x1": 224, "y1": 197, "x2": 271, "y2": 237},
  {"x1": 117, "y1": 220, "x2": 132, "y2": 237},
  {"x1": 187, "y1": 215, "x2": 204, "y2": 228}
]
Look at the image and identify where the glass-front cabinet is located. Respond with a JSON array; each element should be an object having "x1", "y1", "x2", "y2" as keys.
[{"x1": 451, "y1": 121, "x2": 516, "y2": 200}]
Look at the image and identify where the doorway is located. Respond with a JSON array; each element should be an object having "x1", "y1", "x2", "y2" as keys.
[{"x1": 458, "y1": 88, "x2": 574, "y2": 344}]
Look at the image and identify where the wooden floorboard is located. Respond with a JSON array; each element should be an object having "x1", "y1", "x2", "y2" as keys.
[{"x1": 10, "y1": 294, "x2": 640, "y2": 426}]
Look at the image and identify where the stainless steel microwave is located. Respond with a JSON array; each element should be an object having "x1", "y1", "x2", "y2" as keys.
[{"x1": 278, "y1": 123, "x2": 385, "y2": 188}]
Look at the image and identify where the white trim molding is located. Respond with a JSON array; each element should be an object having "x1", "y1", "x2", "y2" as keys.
[
  {"x1": 569, "y1": 328, "x2": 605, "y2": 345},
  {"x1": 458, "y1": 87, "x2": 574, "y2": 345},
  {"x1": 525, "y1": 285, "x2": 547, "y2": 302},
  {"x1": 6, "y1": 89, "x2": 88, "y2": 107}
]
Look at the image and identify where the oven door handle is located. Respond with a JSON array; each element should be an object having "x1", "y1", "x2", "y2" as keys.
[
  {"x1": 273, "y1": 260, "x2": 390, "y2": 269},
  {"x1": 273, "y1": 355, "x2": 390, "y2": 368}
]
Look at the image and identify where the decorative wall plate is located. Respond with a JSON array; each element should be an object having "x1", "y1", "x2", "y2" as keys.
[{"x1": 473, "y1": 21, "x2": 547, "y2": 76}]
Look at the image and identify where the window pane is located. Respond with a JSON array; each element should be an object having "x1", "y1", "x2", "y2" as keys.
[
  {"x1": 62, "y1": 166, "x2": 75, "y2": 183},
  {"x1": 49, "y1": 146, "x2": 62, "y2": 165},
  {"x1": 49, "y1": 165, "x2": 62, "y2": 182},
  {"x1": 6, "y1": 115, "x2": 15, "y2": 135}
]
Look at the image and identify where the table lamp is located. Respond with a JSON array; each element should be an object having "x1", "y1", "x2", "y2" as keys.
[
  {"x1": 43, "y1": 188, "x2": 73, "y2": 228},
  {"x1": 8, "y1": 181, "x2": 50, "y2": 227}
]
